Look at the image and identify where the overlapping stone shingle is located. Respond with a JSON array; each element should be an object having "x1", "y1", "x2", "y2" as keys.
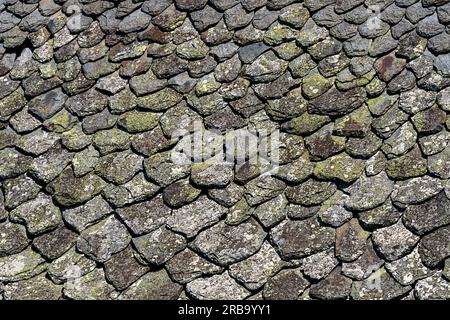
[{"x1": 0, "y1": 0, "x2": 448, "y2": 301}]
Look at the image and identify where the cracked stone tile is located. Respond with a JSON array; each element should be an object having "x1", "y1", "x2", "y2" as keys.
[
  {"x1": 62, "y1": 196, "x2": 112, "y2": 233},
  {"x1": 253, "y1": 194, "x2": 287, "y2": 228},
  {"x1": 191, "y1": 161, "x2": 234, "y2": 187},
  {"x1": 398, "y1": 88, "x2": 436, "y2": 115},
  {"x1": 427, "y1": 145, "x2": 450, "y2": 179},
  {"x1": 46, "y1": 167, "x2": 107, "y2": 207},
  {"x1": 65, "y1": 88, "x2": 108, "y2": 117},
  {"x1": 95, "y1": 71, "x2": 127, "y2": 94},
  {"x1": 385, "y1": 145, "x2": 427, "y2": 179},
  {"x1": 72, "y1": 146, "x2": 99, "y2": 177},
  {"x1": 94, "y1": 151, "x2": 143, "y2": 185},
  {"x1": 308, "y1": 86, "x2": 367, "y2": 116},
  {"x1": 304, "y1": 123, "x2": 346, "y2": 160},
  {"x1": 286, "y1": 179, "x2": 337, "y2": 206},
  {"x1": 16, "y1": 129, "x2": 60, "y2": 156},
  {"x1": 102, "y1": 178, "x2": 160, "y2": 208},
  {"x1": 313, "y1": 152, "x2": 365, "y2": 183},
  {"x1": 335, "y1": 218, "x2": 370, "y2": 262},
  {"x1": 391, "y1": 175, "x2": 447, "y2": 207},
  {"x1": 381, "y1": 121, "x2": 417, "y2": 159},
  {"x1": 9, "y1": 112, "x2": 39, "y2": 134},
  {"x1": 345, "y1": 172, "x2": 394, "y2": 211},
  {"x1": 163, "y1": 178, "x2": 202, "y2": 208},
  {"x1": 226, "y1": 197, "x2": 254, "y2": 225},
  {"x1": 92, "y1": 128, "x2": 131, "y2": 155},
  {"x1": 29, "y1": 143, "x2": 72, "y2": 183},
  {"x1": 116, "y1": 194, "x2": 171, "y2": 236},
  {"x1": 357, "y1": 200, "x2": 402, "y2": 229},
  {"x1": 244, "y1": 175, "x2": 286, "y2": 206},
  {"x1": 207, "y1": 183, "x2": 244, "y2": 207},
  {"x1": 317, "y1": 190, "x2": 352, "y2": 227}
]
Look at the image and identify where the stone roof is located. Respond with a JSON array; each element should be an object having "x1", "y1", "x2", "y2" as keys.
[{"x1": 0, "y1": 0, "x2": 449, "y2": 300}]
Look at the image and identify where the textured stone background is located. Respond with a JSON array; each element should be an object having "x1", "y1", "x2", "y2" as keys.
[{"x1": 0, "y1": 0, "x2": 449, "y2": 300}]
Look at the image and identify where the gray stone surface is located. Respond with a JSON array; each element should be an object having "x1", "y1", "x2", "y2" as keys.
[
  {"x1": 116, "y1": 194, "x2": 170, "y2": 236},
  {"x1": 263, "y1": 268, "x2": 309, "y2": 300},
  {"x1": 385, "y1": 247, "x2": 434, "y2": 286},
  {"x1": 3, "y1": 273, "x2": 62, "y2": 300},
  {"x1": 418, "y1": 225, "x2": 450, "y2": 268},
  {"x1": 0, "y1": 0, "x2": 448, "y2": 300},
  {"x1": 166, "y1": 248, "x2": 223, "y2": 284},
  {"x1": 119, "y1": 269, "x2": 183, "y2": 300},
  {"x1": 270, "y1": 217, "x2": 335, "y2": 259},
  {"x1": 351, "y1": 267, "x2": 412, "y2": 300},
  {"x1": 229, "y1": 242, "x2": 284, "y2": 290},
  {"x1": 403, "y1": 191, "x2": 450, "y2": 235},
  {"x1": 77, "y1": 216, "x2": 131, "y2": 263},
  {"x1": 302, "y1": 248, "x2": 339, "y2": 280},
  {"x1": 310, "y1": 266, "x2": 353, "y2": 300},
  {"x1": 342, "y1": 240, "x2": 384, "y2": 281},
  {"x1": 0, "y1": 221, "x2": 29, "y2": 257},
  {"x1": 63, "y1": 268, "x2": 116, "y2": 300},
  {"x1": 10, "y1": 193, "x2": 61, "y2": 235},
  {"x1": 372, "y1": 220, "x2": 420, "y2": 262},
  {"x1": 335, "y1": 219, "x2": 370, "y2": 262},
  {"x1": 0, "y1": 248, "x2": 47, "y2": 282},
  {"x1": 415, "y1": 272, "x2": 450, "y2": 300},
  {"x1": 186, "y1": 271, "x2": 251, "y2": 300},
  {"x1": 132, "y1": 226, "x2": 186, "y2": 265},
  {"x1": 345, "y1": 172, "x2": 394, "y2": 211},
  {"x1": 104, "y1": 246, "x2": 150, "y2": 291},
  {"x1": 191, "y1": 219, "x2": 266, "y2": 266},
  {"x1": 167, "y1": 195, "x2": 227, "y2": 238}
]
